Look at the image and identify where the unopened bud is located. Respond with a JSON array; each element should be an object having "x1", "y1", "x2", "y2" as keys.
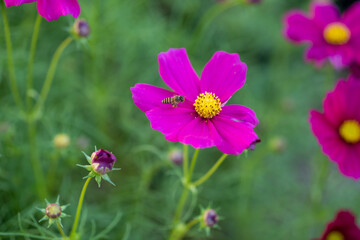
[
  {"x1": 91, "y1": 149, "x2": 117, "y2": 175},
  {"x1": 269, "y1": 136, "x2": 287, "y2": 153},
  {"x1": 73, "y1": 19, "x2": 90, "y2": 38},
  {"x1": 45, "y1": 203, "x2": 62, "y2": 219},
  {"x1": 53, "y1": 133, "x2": 70, "y2": 149},
  {"x1": 168, "y1": 149, "x2": 183, "y2": 165},
  {"x1": 203, "y1": 209, "x2": 218, "y2": 227}
]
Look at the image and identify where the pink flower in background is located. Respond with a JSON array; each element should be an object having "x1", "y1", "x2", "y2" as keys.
[
  {"x1": 283, "y1": 1, "x2": 360, "y2": 68},
  {"x1": 4, "y1": 0, "x2": 80, "y2": 21},
  {"x1": 131, "y1": 48, "x2": 259, "y2": 155},
  {"x1": 314, "y1": 210, "x2": 360, "y2": 240},
  {"x1": 310, "y1": 80, "x2": 360, "y2": 179}
]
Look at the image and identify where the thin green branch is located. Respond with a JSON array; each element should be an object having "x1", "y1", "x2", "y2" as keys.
[
  {"x1": 26, "y1": 14, "x2": 42, "y2": 110},
  {"x1": 1, "y1": 1, "x2": 24, "y2": 111}
]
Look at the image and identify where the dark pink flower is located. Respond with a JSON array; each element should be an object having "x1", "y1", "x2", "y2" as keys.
[
  {"x1": 310, "y1": 80, "x2": 360, "y2": 179},
  {"x1": 131, "y1": 49, "x2": 259, "y2": 155},
  {"x1": 4, "y1": 0, "x2": 80, "y2": 21},
  {"x1": 283, "y1": 1, "x2": 360, "y2": 68},
  {"x1": 314, "y1": 210, "x2": 360, "y2": 240}
]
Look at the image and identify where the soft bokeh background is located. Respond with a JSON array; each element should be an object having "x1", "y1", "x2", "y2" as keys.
[{"x1": 1, "y1": 0, "x2": 360, "y2": 239}]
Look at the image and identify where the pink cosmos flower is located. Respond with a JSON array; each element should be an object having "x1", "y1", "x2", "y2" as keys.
[
  {"x1": 310, "y1": 79, "x2": 360, "y2": 179},
  {"x1": 283, "y1": 1, "x2": 360, "y2": 68},
  {"x1": 313, "y1": 210, "x2": 360, "y2": 240},
  {"x1": 131, "y1": 49, "x2": 259, "y2": 155},
  {"x1": 4, "y1": 0, "x2": 80, "y2": 21}
]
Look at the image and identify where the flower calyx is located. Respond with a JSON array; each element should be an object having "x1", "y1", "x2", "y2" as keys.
[{"x1": 77, "y1": 147, "x2": 120, "y2": 187}]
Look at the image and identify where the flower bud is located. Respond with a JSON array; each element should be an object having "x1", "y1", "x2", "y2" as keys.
[
  {"x1": 269, "y1": 136, "x2": 287, "y2": 153},
  {"x1": 168, "y1": 149, "x2": 183, "y2": 165},
  {"x1": 91, "y1": 149, "x2": 117, "y2": 175},
  {"x1": 45, "y1": 203, "x2": 62, "y2": 219},
  {"x1": 73, "y1": 19, "x2": 90, "y2": 38},
  {"x1": 53, "y1": 133, "x2": 70, "y2": 149},
  {"x1": 203, "y1": 209, "x2": 218, "y2": 227}
]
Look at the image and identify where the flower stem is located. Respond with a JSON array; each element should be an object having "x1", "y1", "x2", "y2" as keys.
[
  {"x1": 192, "y1": 154, "x2": 228, "y2": 187},
  {"x1": 182, "y1": 144, "x2": 189, "y2": 179},
  {"x1": 0, "y1": 1, "x2": 24, "y2": 111},
  {"x1": 187, "y1": 149, "x2": 199, "y2": 182},
  {"x1": 26, "y1": 14, "x2": 42, "y2": 111},
  {"x1": 168, "y1": 147, "x2": 200, "y2": 240},
  {"x1": 56, "y1": 222, "x2": 67, "y2": 239},
  {"x1": 33, "y1": 37, "x2": 73, "y2": 117},
  {"x1": 27, "y1": 119, "x2": 46, "y2": 199},
  {"x1": 70, "y1": 177, "x2": 92, "y2": 239}
]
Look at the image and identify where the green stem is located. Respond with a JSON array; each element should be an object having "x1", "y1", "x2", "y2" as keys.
[
  {"x1": 56, "y1": 222, "x2": 67, "y2": 239},
  {"x1": 182, "y1": 144, "x2": 189, "y2": 179},
  {"x1": 26, "y1": 14, "x2": 42, "y2": 111},
  {"x1": 27, "y1": 119, "x2": 46, "y2": 199},
  {"x1": 33, "y1": 37, "x2": 73, "y2": 116},
  {"x1": 168, "y1": 147, "x2": 200, "y2": 240},
  {"x1": 187, "y1": 149, "x2": 199, "y2": 183},
  {"x1": 311, "y1": 154, "x2": 330, "y2": 206},
  {"x1": 184, "y1": 218, "x2": 200, "y2": 232},
  {"x1": 192, "y1": 154, "x2": 228, "y2": 187},
  {"x1": 1, "y1": 1, "x2": 24, "y2": 111},
  {"x1": 70, "y1": 177, "x2": 92, "y2": 239}
]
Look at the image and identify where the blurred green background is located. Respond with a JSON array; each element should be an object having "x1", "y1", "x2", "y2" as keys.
[{"x1": 1, "y1": 0, "x2": 359, "y2": 239}]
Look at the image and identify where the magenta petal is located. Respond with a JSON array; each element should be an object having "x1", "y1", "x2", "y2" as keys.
[
  {"x1": 145, "y1": 106, "x2": 196, "y2": 142},
  {"x1": 4, "y1": 0, "x2": 35, "y2": 7},
  {"x1": 343, "y1": 2, "x2": 360, "y2": 29},
  {"x1": 220, "y1": 105, "x2": 259, "y2": 127},
  {"x1": 311, "y1": 2, "x2": 339, "y2": 27},
  {"x1": 37, "y1": 0, "x2": 80, "y2": 21},
  {"x1": 158, "y1": 49, "x2": 200, "y2": 102},
  {"x1": 305, "y1": 45, "x2": 328, "y2": 64},
  {"x1": 212, "y1": 116, "x2": 258, "y2": 155},
  {"x1": 337, "y1": 146, "x2": 360, "y2": 179},
  {"x1": 283, "y1": 11, "x2": 321, "y2": 43},
  {"x1": 200, "y1": 51, "x2": 247, "y2": 103},
  {"x1": 131, "y1": 83, "x2": 177, "y2": 113},
  {"x1": 177, "y1": 117, "x2": 220, "y2": 149}
]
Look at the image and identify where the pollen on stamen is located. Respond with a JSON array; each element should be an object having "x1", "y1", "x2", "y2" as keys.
[{"x1": 193, "y1": 92, "x2": 222, "y2": 119}]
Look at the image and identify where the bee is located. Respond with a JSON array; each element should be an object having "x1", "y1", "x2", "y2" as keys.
[{"x1": 161, "y1": 95, "x2": 185, "y2": 107}]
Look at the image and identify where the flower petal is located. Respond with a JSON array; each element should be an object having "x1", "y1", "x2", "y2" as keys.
[
  {"x1": 311, "y1": 2, "x2": 339, "y2": 27},
  {"x1": 200, "y1": 51, "x2": 247, "y2": 103},
  {"x1": 323, "y1": 80, "x2": 360, "y2": 126},
  {"x1": 177, "y1": 117, "x2": 220, "y2": 149},
  {"x1": 145, "y1": 105, "x2": 197, "y2": 142},
  {"x1": 336, "y1": 145, "x2": 360, "y2": 179},
  {"x1": 4, "y1": 0, "x2": 35, "y2": 7},
  {"x1": 305, "y1": 45, "x2": 328, "y2": 65},
  {"x1": 212, "y1": 116, "x2": 258, "y2": 155},
  {"x1": 220, "y1": 105, "x2": 259, "y2": 127},
  {"x1": 37, "y1": 0, "x2": 80, "y2": 21},
  {"x1": 158, "y1": 48, "x2": 200, "y2": 102},
  {"x1": 131, "y1": 83, "x2": 177, "y2": 113},
  {"x1": 283, "y1": 11, "x2": 321, "y2": 43},
  {"x1": 343, "y1": 2, "x2": 360, "y2": 29}
]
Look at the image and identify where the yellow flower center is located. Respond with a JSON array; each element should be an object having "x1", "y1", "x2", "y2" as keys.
[
  {"x1": 339, "y1": 120, "x2": 360, "y2": 144},
  {"x1": 323, "y1": 22, "x2": 351, "y2": 45},
  {"x1": 194, "y1": 92, "x2": 222, "y2": 119},
  {"x1": 326, "y1": 231, "x2": 344, "y2": 240}
]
